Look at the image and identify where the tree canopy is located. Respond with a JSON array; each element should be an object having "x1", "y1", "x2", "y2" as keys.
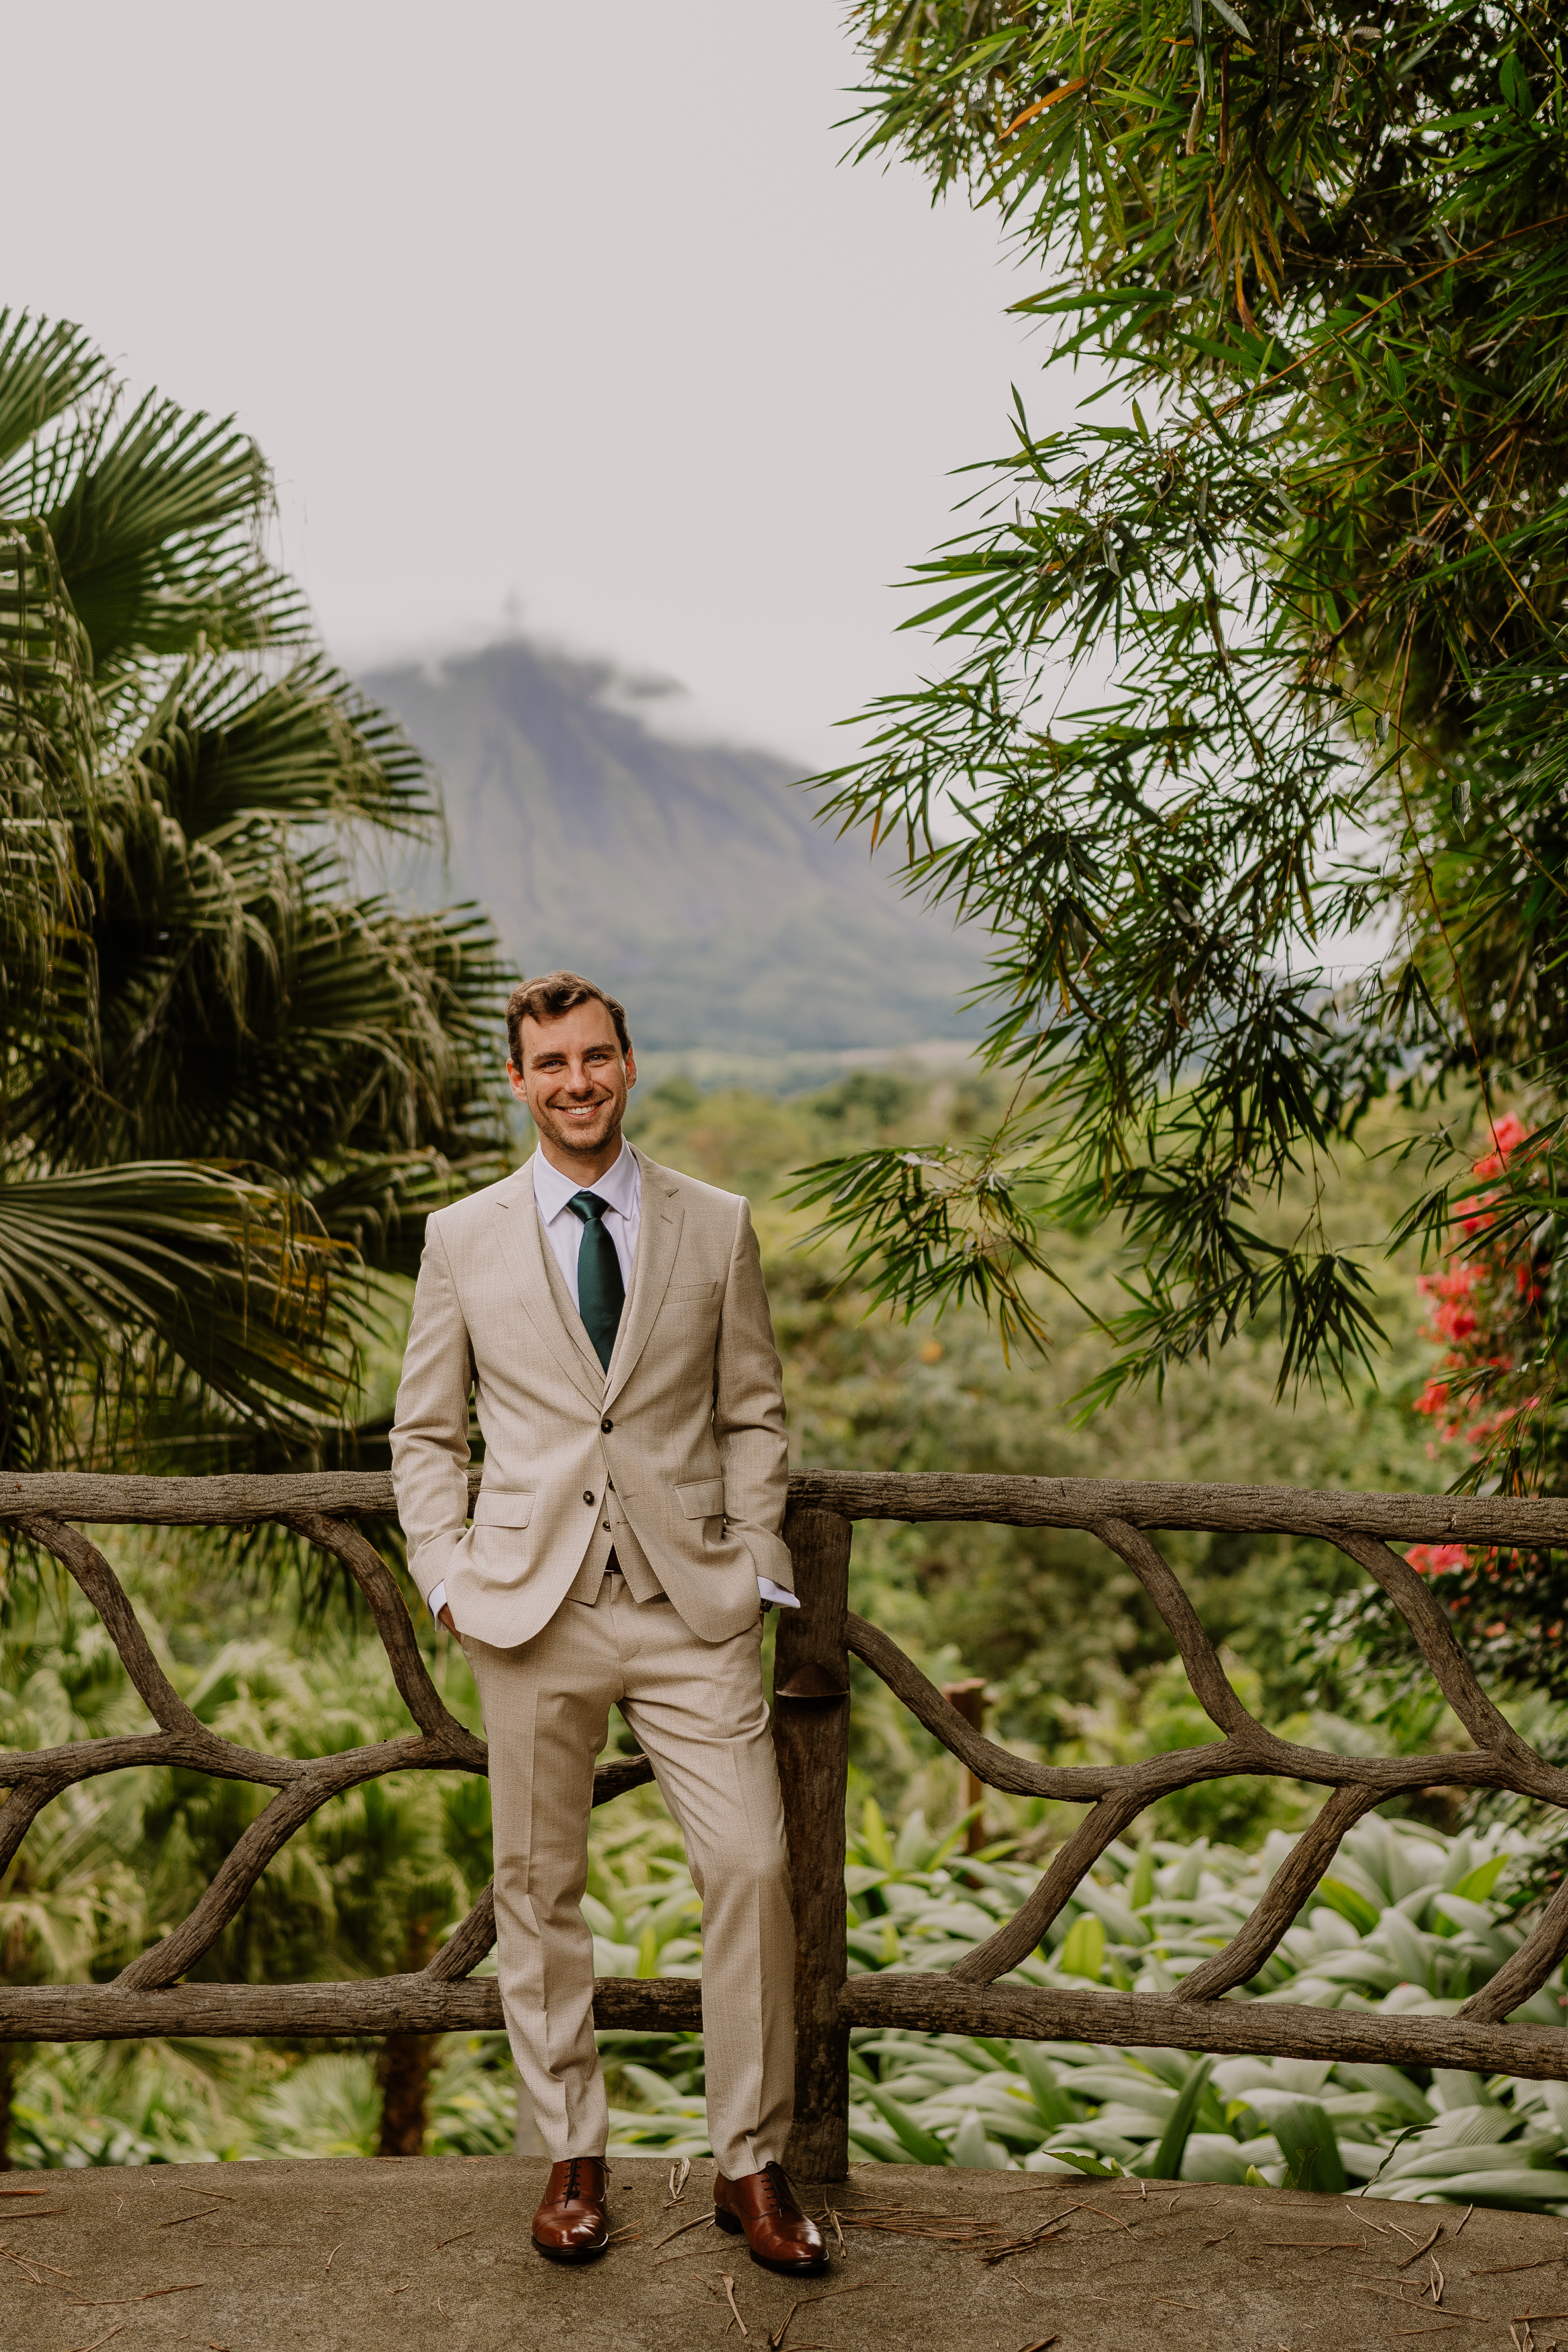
[
  {"x1": 0, "y1": 314, "x2": 506, "y2": 1469},
  {"x1": 799, "y1": 0, "x2": 1568, "y2": 1476}
]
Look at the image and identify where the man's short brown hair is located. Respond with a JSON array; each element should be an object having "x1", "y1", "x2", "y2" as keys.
[{"x1": 506, "y1": 971, "x2": 632, "y2": 1068}]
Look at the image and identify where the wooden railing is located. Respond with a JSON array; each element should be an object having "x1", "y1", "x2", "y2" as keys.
[{"x1": 4, "y1": 1470, "x2": 1568, "y2": 2180}]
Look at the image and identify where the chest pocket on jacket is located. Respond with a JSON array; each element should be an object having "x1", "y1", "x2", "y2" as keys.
[{"x1": 664, "y1": 1280, "x2": 720, "y2": 1303}]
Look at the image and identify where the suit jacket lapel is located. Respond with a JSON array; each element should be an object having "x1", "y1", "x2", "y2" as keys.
[
  {"x1": 604, "y1": 1148, "x2": 685, "y2": 1409},
  {"x1": 493, "y1": 1160, "x2": 605, "y2": 1406}
]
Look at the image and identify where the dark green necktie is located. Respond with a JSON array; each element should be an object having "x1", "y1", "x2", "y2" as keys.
[{"x1": 566, "y1": 1191, "x2": 624, "y2": 1370}]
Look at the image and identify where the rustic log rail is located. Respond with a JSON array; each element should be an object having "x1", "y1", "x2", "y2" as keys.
[{"x1": 3, "y1": 1469, "x2": 1568, "y2": 2180}]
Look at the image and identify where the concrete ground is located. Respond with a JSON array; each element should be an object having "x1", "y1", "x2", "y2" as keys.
[{"x1": 3, "y1": 2154, "x2": 1566, "y2": 2352}]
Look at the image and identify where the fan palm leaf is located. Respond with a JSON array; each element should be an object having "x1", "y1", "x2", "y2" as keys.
[
  {"x1": 0, "y1": 313, "x2": 108, "y2": 474},
  {"x1": 0, "y1": 1161, "x2": 346, "y2": 1461},
  {"x1": 0, "y1": 387, "x2": 304, "y2": 670},
  {"x1": 131, "y1": 652, "x2": 442, "y2": 839},
  {"x1": 0, "y1": 311, "x2": 508, "y2": 1469}
]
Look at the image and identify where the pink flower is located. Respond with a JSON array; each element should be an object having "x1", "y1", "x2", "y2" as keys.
[
  {"x1": 1472, "y1": 1114, "x2": 1529, "y2": 1177},
  {"x1": 1407, "y1": 1543, "x2": 1469, "y2": 1576},
  {"x1": 1419, "y1": 1266, "x2": 1476, "y2": 1301}
]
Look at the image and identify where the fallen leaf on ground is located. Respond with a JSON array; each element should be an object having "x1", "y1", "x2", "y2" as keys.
[
  {"x1": 653, "y1": 2211, "x2": 716, "y2": 2252},
  {"x1": 719, "y1": 2270, "x2": 748, "y2": 2337}
]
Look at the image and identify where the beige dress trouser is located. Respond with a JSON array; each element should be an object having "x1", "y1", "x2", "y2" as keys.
[{"x1": 461, "y1": 1571, "x2": 796, "y2": 2177}]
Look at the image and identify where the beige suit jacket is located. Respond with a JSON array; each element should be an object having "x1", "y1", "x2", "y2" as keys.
[{"x1": 390, "y1": 1145, "x2": 792, "y2": 1648}]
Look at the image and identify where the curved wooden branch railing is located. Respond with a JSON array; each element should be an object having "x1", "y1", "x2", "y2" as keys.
[
  {"x1": 0, "y1": 1500, "x2": 662, "y2": 2035},
  {"x1": 3, "y1": 1469, "x2": 1568, "y2": 2181}
]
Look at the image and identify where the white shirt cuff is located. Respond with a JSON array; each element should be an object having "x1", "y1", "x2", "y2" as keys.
[{"x1": 428, "y1": 1580, "x2": 448, "y2": 1620}]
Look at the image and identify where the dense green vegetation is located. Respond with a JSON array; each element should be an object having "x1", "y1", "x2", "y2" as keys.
[
  {"x1": 799, "y1": 2, "x2": 1568, "y2": 1461},
  {"x1": 0, "y1": 311, "x2": 506, "y2": 1473},
  {"x1": 6, "y1": 1066, "x2": 1506, "y2": 2175},
  {"x1": 629, "y1": 1067, "x2": 1453, "y2": 1778},
  {"x1": 11, "y1": 15, "x2": 1568, "y2": 2193}
]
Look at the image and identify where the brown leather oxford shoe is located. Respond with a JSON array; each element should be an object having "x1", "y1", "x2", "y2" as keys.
[
  {"x1": 531, "y1": 2155, "x2": 610, "y2": 2261},
  {"x1": 714, "y1": 2162, "x2": 828, "y2": 2274}
]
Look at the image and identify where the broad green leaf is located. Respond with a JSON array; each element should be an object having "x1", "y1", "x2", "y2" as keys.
[
  {"x1": 1270, "y1": 2098, "x2": 1347, "y2": 2195},
  {"x1": 1059, "y1": 1913, "x2": 1106, "y2": 1980},
  {"x1": 1450, "y1": 1856, "x2": 1510, "y2": 1904},
  {"x1": 861, "y1": 2080, "x2": 952, "y2": 2166},
  {"x1": 1317, "y1": 1878, "x2": 1383, "y2": 1935},
  {"x1": 1141, "y1": 2054, "x2": 1216, "y2": 2180}
]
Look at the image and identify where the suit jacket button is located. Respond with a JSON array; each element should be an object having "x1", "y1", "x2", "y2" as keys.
[
  {"x1": 601, "y1": 1416, "x2": 613, "y2": 1432},
  {"x1": 583, "y1": 1490, "x2": 595, "y2": 1505}
]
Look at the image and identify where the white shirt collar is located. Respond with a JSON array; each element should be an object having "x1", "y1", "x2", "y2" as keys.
[{"x1": 530, "y1": 1138, "x2": 640, "y2": 1224}]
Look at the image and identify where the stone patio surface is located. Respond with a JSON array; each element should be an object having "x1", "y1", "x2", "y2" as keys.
[{"x1": 3, "y1": 2153, "x2": 1566, "y2": 2352}]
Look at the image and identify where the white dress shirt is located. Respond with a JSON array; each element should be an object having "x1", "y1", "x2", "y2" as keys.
[{"x1": 428, "y1": 1141, "x2": 797, "y2": 1619}]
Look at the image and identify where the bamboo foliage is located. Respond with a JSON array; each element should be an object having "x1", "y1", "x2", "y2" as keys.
[{"x1": 801, "y1": 3, "x2": 1568, "y2": 1415}]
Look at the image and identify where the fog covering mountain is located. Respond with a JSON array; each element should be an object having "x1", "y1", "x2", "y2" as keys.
[{"x1": 362, "y1": 638, "x2": 987, "y2": 1054}]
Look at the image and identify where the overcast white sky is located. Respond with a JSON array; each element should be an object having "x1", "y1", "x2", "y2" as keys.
[{"x1": 7, "y1": 1, "x2": 1097, "y2": 768}]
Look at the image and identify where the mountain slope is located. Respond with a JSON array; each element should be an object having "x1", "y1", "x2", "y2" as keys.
[{"x1": 362, "y1": 638, "x2": 987, "y2": 1053}]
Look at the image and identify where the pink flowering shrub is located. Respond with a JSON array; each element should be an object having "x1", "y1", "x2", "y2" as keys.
[
  {"x1": 1398, "y1": 1115, "x2": 1567, "y2": 1692},
  {"x1": 1410, "y1": 1115, "x2": 1542, "y2": 1459}
]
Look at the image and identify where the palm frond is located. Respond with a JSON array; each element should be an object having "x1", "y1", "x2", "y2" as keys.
[
  {"x1": 132, "y1": 652, "x2": 444, "y2": 840},
  {"x1": 0, "y1": 312, "x2": 109, "y2": 471},
  {"x1": 0, "y1": 315, "x2": 508, "y2": 1471},
  {"x1": 0, "y1": 1160, "x2": 348, "y2": 1465},
  {"x1": 0, "y1": 514, "x2": 98, "y2": 1056},
  {"x1": 11, "y1": 393, "x2": 306, "y2": 669}
]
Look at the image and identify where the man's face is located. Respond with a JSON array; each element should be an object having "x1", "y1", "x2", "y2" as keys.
[{"x1": 508, "y1": 999, "x2": 635, "y2": 1165}]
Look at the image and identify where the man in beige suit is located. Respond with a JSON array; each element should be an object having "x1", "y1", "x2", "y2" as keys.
[{"x1": 391, "y1": 971, "x2": 824, "y2": 2273}]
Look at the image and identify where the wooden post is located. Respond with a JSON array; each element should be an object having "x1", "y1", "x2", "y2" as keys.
[
  {"x1": 942, "y1": 1677, "x2": 988, "y2": 1853},
  {"x1": 772, "y1": 1504, "x2": 852, "y2": 2181}
]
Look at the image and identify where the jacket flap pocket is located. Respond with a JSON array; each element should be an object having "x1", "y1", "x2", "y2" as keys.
[
  {"x1": 675, "y1": 1477, "x2": 725, "y2": 1520},
  {"x1": 472, "y1": 1488, "x2": 535, "y2": 1529},
  {"x1": 666, "y1": 1280, "x2": 721, "y2": 1300}
]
